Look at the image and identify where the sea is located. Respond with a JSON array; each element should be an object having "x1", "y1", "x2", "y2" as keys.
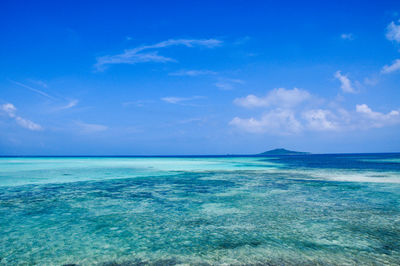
[{"x1": 0, "y1": 154, "x2": 399, "y2": 265}]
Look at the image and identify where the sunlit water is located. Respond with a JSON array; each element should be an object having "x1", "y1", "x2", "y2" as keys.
[{"x1": 0, "y1": 154, "x2": 399, "y2": 265}]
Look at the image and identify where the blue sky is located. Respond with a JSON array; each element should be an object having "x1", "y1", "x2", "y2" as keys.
[{"x1": 1, "y1": 0, "x2": 400, "y2": 155}]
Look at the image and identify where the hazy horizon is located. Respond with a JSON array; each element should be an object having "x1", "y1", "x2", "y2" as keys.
[{"x1": 1, "y1": 150, "x2": 400, "y2": 157}]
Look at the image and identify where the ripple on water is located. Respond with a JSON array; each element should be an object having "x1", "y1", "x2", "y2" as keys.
[{"x1": 0, "y1": 156, "x2": 400, "y2": 265}]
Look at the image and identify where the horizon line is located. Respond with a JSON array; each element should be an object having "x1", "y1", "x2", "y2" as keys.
[{"x1": 1, "y1": 152, "x2": 400, "y2": 157}]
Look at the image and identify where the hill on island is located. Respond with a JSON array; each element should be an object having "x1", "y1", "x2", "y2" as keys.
[{"x1": 258, "y1": 148, "x2": 310, "y2": 155}]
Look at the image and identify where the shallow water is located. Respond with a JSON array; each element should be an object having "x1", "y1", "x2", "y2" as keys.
[{"x1": 0, "y1": 154, "x2": 399, "y2": 265}]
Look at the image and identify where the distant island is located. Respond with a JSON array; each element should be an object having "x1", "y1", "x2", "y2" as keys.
[{"x1": 258, "y1": 148, "x2": 310, "y2": 155}]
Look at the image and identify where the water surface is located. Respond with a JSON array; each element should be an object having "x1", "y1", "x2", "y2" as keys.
[{"x1": 0, "y1": 154, "x2": 399, "y2": 265}]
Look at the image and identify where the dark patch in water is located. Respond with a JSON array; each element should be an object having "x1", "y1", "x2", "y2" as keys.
[
  {"x1": 217, "y1": 240, "x2": 263, "y2": 249},
  {"x1": 267, "y1": 153, "x2": 400, "y2": 172},
  {"x1": 99, "y1": 258, "x2": 181, "y2": 266}
]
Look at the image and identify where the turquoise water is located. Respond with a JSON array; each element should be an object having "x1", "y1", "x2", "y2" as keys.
[{"x1": 0, "y1": 155, "x2": 399, "y2": 265}]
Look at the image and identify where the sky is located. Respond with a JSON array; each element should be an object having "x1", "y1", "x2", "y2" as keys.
[{"x1": 1, "y1": 0, "x2": 400, "y2": 155}]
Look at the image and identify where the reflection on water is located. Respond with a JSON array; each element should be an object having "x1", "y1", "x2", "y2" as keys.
[{"x1": 0, "y1": 155, "x2": 399, "y2": 265}]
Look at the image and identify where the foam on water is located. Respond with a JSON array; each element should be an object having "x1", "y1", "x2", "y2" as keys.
[{"x1": 0, "y1": 154, "x2": 399, "y2": 265}]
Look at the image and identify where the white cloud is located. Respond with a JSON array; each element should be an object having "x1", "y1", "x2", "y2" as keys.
[
  {"x1": 1, "y1": 103, "x2": 17, "y2": 116},
  {"x1": 215, "y1": 79, "x2": 244, "y2": 90},
  {"x1": 230, "y1": 109, "x2": 302, "y2": 134},
  {"x1": 169, "y1": 70, "x2": 217, "y2": 76},
  {"x1": 386, "y1": 20, "x2": 400, "y2": 43},
  {"x1": 229, "y1": 87, "x2": 400, "y2": 135},
  {"x1": 356, "y1": 104, "x2": 400, "y2": 128},
  {"x1": 75, "y1": 121, "x2": 108, "y2": 133},
  {"x1": 230, "y1": 104, "x2": 400, "y2": 134},
  {"x1": 0, "y1": 103, "x2": 42, "y2": 131},
  {"x1": 161, "y1": 96, "x2": 204, "y2": 104},
  {"x1": 234, "y1": 88, "x2": 311, "y2": 108},
  {"x1": 95, "y1": 38, "x2": 222, "y2": 71},
  {"x1": 302, "y1": 109, "x2": 338, "y2": 131},
  {"x1": 334, "y1": 71, "x2": 356, "y2": 93},
  {"x1": 381, "y1": 59, "x2": 400, "y2": 74},
  {"x1": 14, "y1": 117, "x2": 42, "y2": 131},
  {"x1": 341, "y1": 33, "x2": 354, "y2": 40}
]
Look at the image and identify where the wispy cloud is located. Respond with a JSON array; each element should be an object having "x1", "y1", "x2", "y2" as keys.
[
  {"x1": 75, "y1": 121, "x2": 108, "y2": 134},
  {"x1": 161, "y1": 96, "x2": 204, "y2": 104},
  {"x1": 10, "y1": 80, "x2": 56, "y2": 100},
  {"x1": 56, "y1": 99, "x2": 79, "y2": 110},
  {"x1": 95, "y1": 38, "x2": 222, "y2": 71},
  {"x1": 233, "y1": 36, "x2": 251, "y2": 45},
  {"x1": 381, "y1": 59, "x2": 400, "y2": 74},
  {"x1": 177, "y1": 117, "x2": 206, "y2": 124},
  {"x1": 0, "y1": 103, "x2": 42, "y2": 131},
  {"x1": 364, "y1": 76, "x2": 379, "y2": 86},
  {"x1": 122, "y1": 100, "x2": 154, "y2": 107},
  {"x1": 340, "y1": 33, "x2": 355, "y2": 40},
  {"x1": 10, "y1": 80, "x2": 80, "y2": 111},
  {"x1": 27, "y1": 79, "x2": 48, "y2": 88},
  {"x1": 168, "y1": 69, "x2": 217, "y2": 76},
  {"x1": 215, "y1": 78, "x2": 244, "y2": 90},
  {"x1": 386, "y1": 20, "x2": 400, "y2": 43},
  {"x1": 334, "y1": 71, "x2": 356, "y2": 93}
]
